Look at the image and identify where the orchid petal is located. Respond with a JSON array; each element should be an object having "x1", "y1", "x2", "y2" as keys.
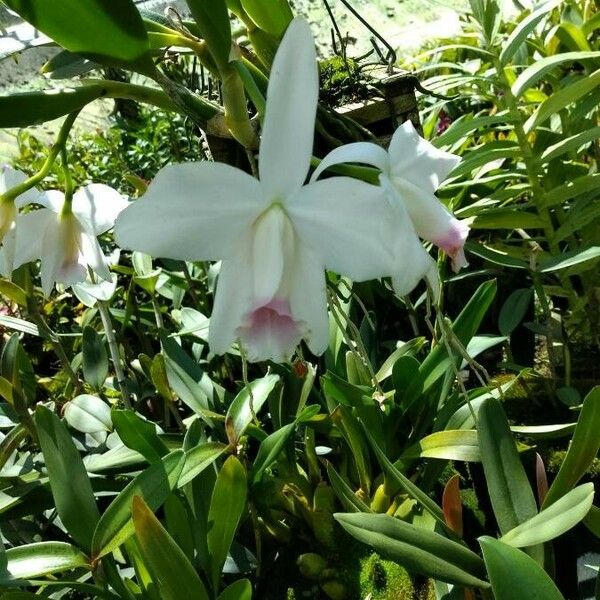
[
  {"x1": 259, "y1": 17, "x2": 318, "y2": 199},
  {"x1": 287, "y1": 177, "x2": 393, "y2": 282},
  {"x1": 36, "y1": 190, "x2": 65, "y2": 213},
  {"x1": 310, "y1": 142, "x2": 390, "y2": 183},
  {"x1": 390, "y1": 175, "x2": 470, "y2": 270},
  {"x1": 288, "y1": 240, "x2": 329, "y2": 355},
  {"x1": 209, "y1": 239, "x2": 254, "y2": 356},
  {"x1": 115, "y1": 162, "x2": 265, "y2": 261},
  {"x1": 0, "y1": 228, "x2": 16, "y2": 278},
  {"x1": 389, "y1": 121, "x2": 460, "y2": 192},
  {"x1": 1, "y1": 165, "x2": 41, "y2": 207},
  {"x1": 12, "y1": 209, "x2": 54, "y2": 271},
  {"x1": 80, "y1": 231, "x2": 112, "y2": 281},
  {"x1": 72, "y1": 184, "x2": 129, "y2": 235}
]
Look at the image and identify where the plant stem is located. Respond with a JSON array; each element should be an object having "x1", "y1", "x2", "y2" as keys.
[{"x1": 97, "y1": 299, "x2": 131, "y2": 410}]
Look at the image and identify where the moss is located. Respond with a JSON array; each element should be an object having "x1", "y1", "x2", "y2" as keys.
[
  {"x1": 461, "y1": 488, "x2": 486, "y2": 528},
  {"x1": 546, "y1": 450, "x2": 600, "y2": 478},
  {"x1": 318, "y1": 55, "x2": 374, "y2": 106},
  {"x1": 357, "y1": 553, "x2": 416, "y2": 599}
]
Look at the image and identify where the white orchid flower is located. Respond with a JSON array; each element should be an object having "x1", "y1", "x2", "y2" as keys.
[
  {"x1": 3, "y1": 184, "x2": 128, "y2": 295},
  {"x1": 311, "y1": 121, "x2": 470, "y2": 279},
  {"x1": 116, "y1": 17, "x2": 393, "y2": 363}
]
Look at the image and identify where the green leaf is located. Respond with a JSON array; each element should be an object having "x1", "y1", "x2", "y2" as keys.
[
  {"x1": 251, "y1": 422, "x2": 295, "y2": 483},
  {"x1": 41, "y1": 49, "x2": 97, "y2": 79},
  {"x1": 217, "y1": 578, "x2": 253, "y2": 600},
  {"x1": 225, "y1": 374, "x2": 279, "y2": 445},
  {"x1": 540, "y1": 126, "x2": 600, "y2": 163},
  {"x1": 82, "y1": 326, "x2": 108, "y2": 389},
  {"x1": 501, "y1": 483, "x2": 594, "y2": 547},
  {"x1": 112, "y1": 409, "x2": 169, "y2": 463},
  {"x1": 325, "y1": 462, "x2": 372, "y2": 513},
  {"x1": 402, "y1": 430, "x2": 481, "y2": 462},
  {"x1": 186, "y1": 0, "x2": 231, "y2": 71},
  {"x1": 64, "y1": 394, "x2": 113, "y2": 434},
  {"x1": 543, "y1": 174, "x2": 600, "y2": 208},
  {"x1": 334, "y1": 512, "x2": 488, "y2": 587},
  {"x1": 499, "y1": 0, "x2": 562, "y2": 66},
  {"x1": 499, "y1": 288, "x2": 533, "y2": 336},
  {"x1": 433, "y1": 113, "x2": 513, "y2": 147},
  {"x1": 524, "y1": 68, "x2": 600, "y2": 132},
  {"x1": 512, "y1": 50, "x2": 600, "y2": 96},
  {"x1": 0, "y1": 280, "x2": 27, "y2": 306},
  {"x1": 1, "y1": 542, "x2": 89, "y2": 583},
  {"x1": 241, "y1": 0, "x2": 293, "y2": 36},
  {"x1": 466, "y1": 241, "x2": 529, "y2": 269},
  {"x1": 479, "y1": 537, "x2": 564, "y2": 600},
  {"x1": 178, "y1": 441, "x2": 228, "y2": 488},
  {"x1": 132, "y1": 496, "x2": 210, "y2": 600},
  {"x1": 539, "y1": 246, "x2": 600, "y2": 272},
  {"x1": 477, "y1": 398, "x2": 538, "y2": 535},
  {"x1": 449, "y1": 145, "x2": 520, "y2": 178},
  {"x1": 207, "y1": 456, "x2": 247, "y2": 591},
  {"x1": 35, "y1": 405, "x2": 100, "y2": 553},
  {"x1": 543, "y1": 386, "x2": 600, "y2": 508},
  {"x1": 91, "y1": 450, "x2": 185, "y2": 559},
  {"x1": 470, "y1": 208, "x2": 545, "y2": 230},
  {"x1": 3, "y1": 0, "x2": 153, "y2": 72},
  {"x1": 0, "y1": 315, "x2": 39, "y2": 336}
]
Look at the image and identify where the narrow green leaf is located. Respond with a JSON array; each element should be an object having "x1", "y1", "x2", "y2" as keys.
[
  {"x1": 466, "y1": 242, "x2": 529, "y2": 269},
  {"x1": 540, "y1": 246, "x2": 600, "y2": 272},
  {"x1": 35, "y1": 405, "x2": 100, "y2": 553},
  {"x1": 0, "y1": 280, "x2": 27, "y2": 306},
  {"x1": 225, "y1": 374, "x2": 279, "y2": 445},
  {"x1": 433, "y1": 113, "x2": 513, "y2": 147},
  {"x1": 543, "y1": 174, "x2": 600, "y2": 208},
  {"x1": 477, "y1": 398, "x2": 538, "y2": 535},
  {"x1": 501, "y1": 483, "x2": 594, "y2": 547},
  {"x1": 325, "y1": 462, "x2": 372, "y2": 513},
  {"x1": 132, "y1": 496, "x2": 210, "y2": 600},
  {"x1": 402, "y1": 430, "x2": 481, "y2": 462},
  {"x1": 217, "y1": 578, "x2": 253, "y2": 600},
  {"x1": 241, "y1": 0, "x2": 293, "y2": 36},
  {"x1": 207, "y1": 456, "x2": 247, "y2": 591},
  {"x1": 512, "y1": 50, "x2": 600, "y2": 96},
  {"x1": 499, "y1": 0, "x2": 562, "y2": 66},
  {"x1": 91, "y1": 450, "x2": 185, "y2": 559},
  {"x1": 185, "y1": 0, "x2": 231, "y2": 71},
  {"x1": 334, "y1": 512, "x2": 488, "y2": 588},
  {"x1": 0, "y1": 315, "x2": 39, "y2": 336},
  {"x1": 178, "y1": 441, "x2": 228, "y2": 488},
  {"x1": 1, "y1": 542, "x2": 89, "y2": 583},
  {"x1": 112, "y1": 409, "x2": 169, "y2": 463},
  {"x1": 540, "y1": 126, "x2": 600, "y2": 163},
  {"x1": 3, "y1": 0, "x2": 152, "y2": 72},
  {"x1": 525, "y1": 69, "x2": 600, "y2": 132},
  {"x1": 543, "y1": 387, "x2": 600, "y2": 508},
  {"x1": 251, "y1": 422, "x2": 295, "y2": 483},
  {"x1": 82, "y1": 326, "x2": 108, "y2": 389},
  {"x1": 479, "y1": 536, "x2": 564, "y2": 600},
  {"x1": 470, "y1": 208, "x2": 545, "y2": 230}
]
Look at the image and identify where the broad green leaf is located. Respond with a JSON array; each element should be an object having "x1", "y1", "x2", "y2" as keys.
[
  {"x1": 334, "y1": 512, "x2": 488, "y2": 587},
  {"x1": 525, "y1": 69, "x2": 600, "y2": 132},
  {"x1": 207, "y1": 456, "x2": 247, "y2": 591},
  {"x1": 82, "y1": 326, "x2": 108, "y2": 389},
  {"x1": 186, "y1": 0, "x2": 231, "y2": 71},
  {"x1": 178, "y1": 441, "x2": 228, "y2": 488},
  {"x1": 499, "y1": 288, "x2": 533, "y2": 336},
  {"x1": 539, "y1": 246, "x2": 600, "y2": 272},
  {"x1": 241, "y1": 0, "x2": 293, "y2": 36},
  {"x1": 132, "y1": 496, "x2": 209, "y2": 600},
  {"x1": 512, "y1": 51, "x2": 600, "y2": 96},
  {"x1": 479, "y1": 537, "x2": 564, "y2": 600},
  {"x1": 112, "y1": 409, "x2": 168, "y2": 463},
  {"x1": 501, "y1": 483, "x2": 594, "y2": 547},
  {"x1": 499, "y1": 0, "x2": 562, "y2": 65},
  {"x1": 510, "y1": 423, "x2": 576, "y2": 439},
  {"x1": 325, "y1": 462, "x2": 372, "y2": 513},
  {"x1": 543, "y1": 387, "x2": 600, "y2": 508},
  {"x1": 543, "y1": 174, "x2": 600, "y2": 208},
  {"x1": 35, "y1": 405, "x2": 100, "y2": 553},
  {"x1": 583, "y1": 505, "x2": 600, "y2": 537},
  {"x1": 477, "y1": 398, "x2": 538, "y2": 535},
  {"x1": 1, "y1": 542, "x2": 89, "y2": 583},
  {"x1": 91, "y1": 450, "x2": 185, "y2": 559},
  {"x1": 250, "y1": 422, "x2": 295, "y2": 483},
  {"x1": 540, "y1": 126, "x2": 600, "y2": 163},
  {"x1": 41, "y1": 49, "x2": 97, "y2": 79},
  {"x1": 3, "y1": 0, "x2": 153, "y2": 72},
  {"x1": 217, "y1": 578, "x2": 252, "y2": 600},
  {"x1": 64, "y1": 394, "x2": 112, "y2": 434},
  {"x1": 402, "y1": 430, "x2": 481, "y2": 462},
  {"x1": 225, "y1": 374, "x2": 279, "y2": 445},
  {"x1": 0, "y1": 280, "x2": 27, "y2": 306}
]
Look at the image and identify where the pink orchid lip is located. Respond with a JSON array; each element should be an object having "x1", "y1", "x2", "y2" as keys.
[
  {"x1": 432, "y1": 218, "x2": 470, "y2": 273},
  {"x1": 237, "y1": 297, "x2": 304, "y2": 362}
]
